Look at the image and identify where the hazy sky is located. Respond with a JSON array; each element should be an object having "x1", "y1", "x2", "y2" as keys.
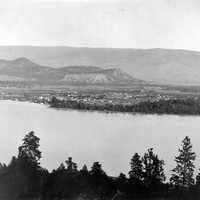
[{"x1": 1, "y1": 0, "x2": 200, "y2": 50}]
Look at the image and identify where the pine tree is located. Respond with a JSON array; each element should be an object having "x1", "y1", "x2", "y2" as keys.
[
  {"x1": 170, "y1": 136, "x2": 196, "y2": 188},
  {"x1": 18, "y1": 131, "x2": 41, "y2": 165},
  {"x1": 115, "y1": 173, "x2": 127, "y2": 195},
  {"x1": 129, "y1": 153, "x2": 143, "y2": 181},
  {"x1": 90, "y1": 162, "x2": 108, "y2": 199},
  {"x1": 90, "y1": 162, "x2": 106, "y2": 177},
  {"x1": 5, "y1": 132, "x2": 45, "y2": 198},
  {"x1": 57, "y1": 163, "x2": 66, "y2": 171},
  {"x1": 142, "y1": 148, "x2": 165, "y2": 186},
  {"x1": 65, "y1": 157, "x2": 77, "y2": 172},
  {"x1": 196, "y1": 169, "x2": 200, "y2": 187},
  {"x1": 118, "y1": 173, "x2": 127, "y2": 181},
  {"x1": 80, "y1": 164, "x2": 89, "y2": 174},
  {"x1": 79, "y1": 164, "x2": 90, "y2": 192}
]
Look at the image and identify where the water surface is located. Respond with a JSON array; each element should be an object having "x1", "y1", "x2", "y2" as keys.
[{"x1": 0, "y1": 100, "x2": 200, "y2": 178}]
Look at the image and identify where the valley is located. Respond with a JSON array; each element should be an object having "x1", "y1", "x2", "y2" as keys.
[
  {"x1": 1, "y1": 82, "x2": 200, "y2": 115},
  {"x1": 2, "y1": 46, "x2": 200, "y2": 85},
  {"x1": 0, "y1": 47, "x2": 200, "y2": 115}
]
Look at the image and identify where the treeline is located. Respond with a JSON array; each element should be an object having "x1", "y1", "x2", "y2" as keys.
[
  {"x1": 0, "y1": 132, "x2": 200, "y2": 199},
  {"x1": 49, "y1": 96, "x2": 200, "y2": 115}
]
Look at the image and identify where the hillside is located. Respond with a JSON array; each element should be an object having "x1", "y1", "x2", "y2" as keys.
[
  {"x1": 61, "y1": 68, "x2": 135, "y2": 84},
  {"x1": 0, "y1": 58, "x2": 141, "y2": 84},
  {"x1": 1, "y1": 46, "x2": 200, "y2": 85}
]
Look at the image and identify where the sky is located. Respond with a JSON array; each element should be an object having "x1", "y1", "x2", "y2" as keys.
[{"x1": 1, "y1": 0, "x2": 200, "y2": 50}]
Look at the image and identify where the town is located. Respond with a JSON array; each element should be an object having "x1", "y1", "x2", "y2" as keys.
[{"x1": 0, "y1": 84, "x2": 200, "y2": 114}]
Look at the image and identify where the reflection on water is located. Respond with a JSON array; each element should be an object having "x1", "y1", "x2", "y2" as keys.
[{"x1": 0, "y1": 100, "x2": 200, "y2": 177}]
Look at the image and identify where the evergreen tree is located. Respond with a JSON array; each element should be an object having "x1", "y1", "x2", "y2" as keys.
[
  {"x1": 129, "y1": 153, "x2": 143, "y2": 181},
  {"x1": 1, "y1": 132, "x2": 46, "y2": 199},
  {"x1": 90, "y1": 162, "x2": 106, "y2": 177},
  {"x1": 80, "y1": 164, "x2": 89, "y2": 175},
  {"x1": 79, "y1": 164, "x2": 90, "y2": 195},
  {"x1": 170, "y1": 136, "x2": 196, "y2": 188},
  {"x1": 196, "y1": 169, "x2": 200, "y2": 187},
  {"x1": 65, "y1": 157, "x2": 77, "y2": 172},
  {"x1": 116, "y1": 173, "x2": 127, "y2": 192},
  {"x1": 118, "y1": 173, "x2": 127, "y2": 181},
  {"x1": 90, "y1": 162, "x2": 112, "y2": 199},
  {"x1": 57, "y1": 163, "x2": 66, "y2": 171},
  {"x1": 18, "y1": 131, "x2": 41, "y2": 165},
  {"x1": 142, "y1": 148, "x2": 165, "y2": 186}
]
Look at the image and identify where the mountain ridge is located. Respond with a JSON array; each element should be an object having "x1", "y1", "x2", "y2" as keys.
[
  {"x1": 0, "y1": 58, "x2": 141, "y2": 85},
  {"x1": 0, "y1": 46, "x2": 200, "y2": 85}
]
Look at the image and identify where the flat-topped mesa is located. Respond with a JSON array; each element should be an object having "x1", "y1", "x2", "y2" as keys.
[
  {"x1": 60, "y1": 67, "x2": 140, "y2": 84},
  {"x1": 58, "y1": 66, "x2": 102, "y2": 74}
]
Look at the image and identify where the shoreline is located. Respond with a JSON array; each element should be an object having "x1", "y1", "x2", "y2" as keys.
[
  {"x1": 2, "y1": 98, "x2": 200, "y2": 117},
  {"x1": 48, "y1": 97, "x2": 200, "y2": 116}
]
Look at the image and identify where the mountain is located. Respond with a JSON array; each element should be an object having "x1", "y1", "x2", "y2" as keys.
[
  {"x1": 0, "y1": 58, "x2": 52, "y2": 81},
  {"x1": 60, "y1": 68, "x2": 135, "y2": 84},
  {"x1": 0, "y1": 46, "x2": 200, "y2": 85},
  {"x1": 0, "y1": 58, "x2": 141, "y2": 84}
]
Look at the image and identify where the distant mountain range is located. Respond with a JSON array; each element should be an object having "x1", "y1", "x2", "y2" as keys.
[
  {"x1": 0, "y1": 58, "x2": 141, "y2": 84},
  {"x1": 1, "y1": 46, "x2": 200, "y2": 85}
]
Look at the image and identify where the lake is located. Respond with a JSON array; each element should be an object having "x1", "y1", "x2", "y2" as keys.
[{"x1": 0, "y1": 100, "x2": 200, "y2": 178}]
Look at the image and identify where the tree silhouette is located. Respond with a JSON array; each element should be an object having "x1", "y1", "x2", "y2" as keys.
[
  {"x1": 80, "y1": 164, "x2": 89, "y2": 175},
  {"x1": 1, "y1": 131, "x2": 200, "y2": 199},
  {"x1": 18, "y1": 131, "x2": 41, "y2": 165},
  {"x1": 142, "y1": 148, "x2": 165, "y2": 187},
  {"x1": 89, "y1": 162, "x2": 111, "y2": 199},
  {"x1": 57, "y1": 163, "x2": 66, "y2": 171},
  {"x1": 90, "y1": 162, "x2": 106, "y2": 177},
  {"x1": 170, "y1": 136, "x2": 196, "y2": 188},
  {"x1": 129, "y1": 153, "x2": 143, "y2": 181},
  {"x1": 196, "y1": 169, "x2": 200, "y2": 187},
  {"x1": 65, "y1": 157, "x2": 77, "y2": 172},
  {"x1": 0, "y1": 131, "x2": 47, "y2": 199}
]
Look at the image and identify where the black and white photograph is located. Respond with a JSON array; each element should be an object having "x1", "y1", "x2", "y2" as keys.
[{"x1": 0, "y1": 0, "x2": 200, "y2": 199}]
